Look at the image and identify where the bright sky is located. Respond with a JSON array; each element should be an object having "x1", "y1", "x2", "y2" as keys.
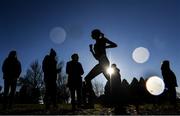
[{"x1": 0, "y1": 0, "x2": 179, "y2": 92}]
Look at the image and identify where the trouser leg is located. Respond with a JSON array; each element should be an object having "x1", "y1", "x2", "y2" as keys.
[
  {"x1": 9, "y1": 80, "x2": 17, "y2": 108},
  {"x1": 169, "y1": 87, "x2": 177, "y2": 107},
  {"x1": 3, "y1": 80, "x2": 10, "y2": 109},
  {"x1": 77, "y1": 87, "x2": 82, "y2": 106},
  {"x1": 45, "y1": 83, "x2": 50, "y2": 110},
  {"x1": 70, "y1": 88, "x2": 76, "y2": 110},
  {"x1": 52, "y1": 84, "x2": 57, "y2": 108}
]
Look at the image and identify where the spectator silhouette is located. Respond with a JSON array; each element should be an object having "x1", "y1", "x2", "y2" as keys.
[
  {"x1": 66, "y1": 53, "x2": 84, "y2": 110},
  {"x1": 104, "y1": 64, "x2": 121, "y2": 100},
  {"x1": 161, "y1": 60, "x2": 178, "y2": 108},
  {"x1": 104, "y1": 64, "x2": 121, "y2": 107},
  {"x1": 84, "y1": 29, "x2": 117, "y2": 106},
  {"x1": 42, "y1": 48, "x2": 60, "y2": 110},
  {"x1": 2, "y1": 50, "x2": 21, "y2": 109},
  {"x1": 111, "y1": 64, "x2": 121, "y2": 94}
]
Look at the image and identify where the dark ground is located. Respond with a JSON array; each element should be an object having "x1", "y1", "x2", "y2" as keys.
[{"x1": 0, "y1": 101, "x2": 180, "y2": 115}]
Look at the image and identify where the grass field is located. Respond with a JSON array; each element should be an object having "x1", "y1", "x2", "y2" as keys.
[
  {"x1": 0, "y1": 102, "x2": 180, "y2": 115},
  {"x1": 0, "y1": 104, "x2": 112, "y2": 115}
]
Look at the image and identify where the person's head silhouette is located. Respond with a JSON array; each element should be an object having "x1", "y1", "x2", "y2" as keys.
[
  {"x1": 8, "y1": 50, "x2": 17, "y2": 58},
  {"x1": 71, "y1": 53, "x2": 79, "y2": 62},
  {"x1": 50, "y1": 48, "x2": 56, "y2": 57},
  {"x1": 111, "y1": 64, "x2": 116, "y2": 69},
  {"x1": 91, "y1": 29, "x2": 104, "y2": 40},
  {"x1": 161, "y1": 60, "x2": 170, "y2": 70}
]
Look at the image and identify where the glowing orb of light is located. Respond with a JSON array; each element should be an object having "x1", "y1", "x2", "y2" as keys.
[
  {"x1": 49, "y1": 27, "x2": 66, "y2": 44},
  {"x1": 107, "y1": 66, "x2": 114, "y2": 75},
  {"x1": 146, "y1": 76, "x2": 165, "y2": 96},
  {"x1": 132, "y1": 47, "x2": 150, "y2": 63}
]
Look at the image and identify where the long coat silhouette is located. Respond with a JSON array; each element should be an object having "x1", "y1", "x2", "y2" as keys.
[
  {"x1": 104, "y1": 64, "x2": 121, "y2": 105},
  {"x1": 42, "y1": 49, "x2": 59, "y2": 109},
  {"x1": 161, "y1": 60, "x2": 178, "y2": 107},
  {"x1": 2, "y1": 51, "x2": 21, "y2": 109}
]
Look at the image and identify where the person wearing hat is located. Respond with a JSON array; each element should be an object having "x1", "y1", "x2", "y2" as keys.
[
  {"x1": 2, "y1": 50, "x2": 21, "y2": 109},
  {"x1": 42, "y1": 48, "x2": 60, "y2": 110}
]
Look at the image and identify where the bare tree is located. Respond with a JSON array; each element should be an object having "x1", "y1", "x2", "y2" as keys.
[
  {"x1": 56, "y1": 61, "x2": 70, "y2": 103},
  {"x1": 18, "y1": 60, "x2": 43, "y2": 103},
  {"x1": 92, "y1": 79, "x2": 104, "y2": 97},
  {"x1": 57, "y1": 61, "x2": 66, "y2": 86},
  {"x1": 26, "y1": 60, "x2": 43, "y2": 89}
]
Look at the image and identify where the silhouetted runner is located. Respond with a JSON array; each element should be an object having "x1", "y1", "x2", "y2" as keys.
[
  {"x1": 161, "y1": 60, "x2": 178, "y2": 108},
  {"x1": 66, "y1": 53, "x2": 84, "y2": 110},
  {"x1": 84, "y1": 29, "x2": 117, "y2": 107},
  {"x1": 2, "y1": 50, "x2": 21, "y2": 109},
  {"x1": 42, "y1": 48, "x2": 60, "y2": 110}
]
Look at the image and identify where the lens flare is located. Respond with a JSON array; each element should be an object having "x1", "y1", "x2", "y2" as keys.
[
  {"x1": 107, "y1": 66, "x2": 114, "y2": 75},
  {"x1": 146, "y1": 76, "x2": 165, "y2": 96},
  {"x1": 132, "y1": 47, "x2": 150, "y2": 63},
  {"x1": 50, "y1": 27, "x2": 66, "y2": 44}
]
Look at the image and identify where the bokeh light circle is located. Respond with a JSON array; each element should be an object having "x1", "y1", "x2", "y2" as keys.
[
  {"x1": 50, "y1": 27, "x2": 66, "y2": 44},
  {"x1": 132, "y1": 47, "x2": 150, "y2": 63},
  {"x1": 146, "y1": 76, "x2": 165, "y2": 96}
]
